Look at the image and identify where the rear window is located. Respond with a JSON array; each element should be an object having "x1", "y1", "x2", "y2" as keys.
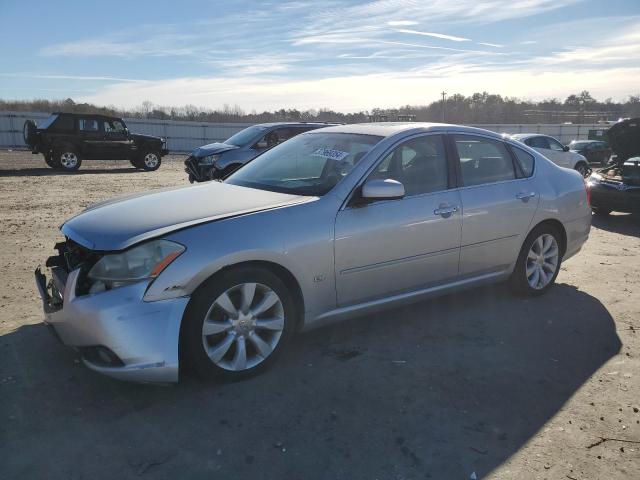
[
  {"x1": 37, "y1": 114, "x2": 58, "y2": 130},
  {"x1": 511, "y1": 146, "x2": 535, "y2": 177}
]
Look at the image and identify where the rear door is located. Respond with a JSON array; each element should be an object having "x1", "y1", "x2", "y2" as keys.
[
  {"x1": 334, "y1": 134, "x2": 462, "y2": 306},
  {"x1": 76, "y1": 117, "x2": 103, "y2": 159},
  {"x1": 452, "y1": 134, "x2": 539, "y2": 278}
]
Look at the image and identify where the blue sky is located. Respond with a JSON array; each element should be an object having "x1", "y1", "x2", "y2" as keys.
[{"x1": 1, "y1": 0, "x2": 639, "y2": 111}]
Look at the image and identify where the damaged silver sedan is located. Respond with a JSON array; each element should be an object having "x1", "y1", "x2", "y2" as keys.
[{"x1": 36, "y1": 123, "x2": 592, "y2": 382}]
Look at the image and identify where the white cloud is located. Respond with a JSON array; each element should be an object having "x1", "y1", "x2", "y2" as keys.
[
  {"x1": 477, "y1": 42, "x2": 503, "y2": 48},
  {"x1": 395, "y1": 28, "x2": 470, "y2": 42},
  {"x1": 77, "y1": 64, "x2": 640, "y2": 112},
  {"x1": 387, "y1": 20, "x2": 419, "y2": 26}
]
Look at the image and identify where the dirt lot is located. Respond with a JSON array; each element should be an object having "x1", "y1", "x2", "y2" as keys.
[{"x1": 1, "y1": 150, "x2": 639, "y2": 479}]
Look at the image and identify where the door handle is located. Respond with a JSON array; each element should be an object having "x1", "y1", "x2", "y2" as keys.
[
  {"x1": 434, "y1": 205, "x2": 458, "y2": 217},
  {"x1": 516, "y1": 192, "x2": 536, "y2": 200}
]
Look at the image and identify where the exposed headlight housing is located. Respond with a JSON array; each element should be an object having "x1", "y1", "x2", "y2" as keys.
[
  {"x1": 87, "y1": 240, "x2": 185, "y2": 293},
  {"x1": 198, "y1": 154, "x2": 220, "y2": 166}
]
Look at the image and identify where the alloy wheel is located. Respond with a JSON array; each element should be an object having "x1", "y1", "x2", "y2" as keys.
[
  {"x1": 526, "y1": 234, "x2": 559, "y2": 290},
  {"x1": 60, "y1": 152, "x2": 78, "y2": 169},
  {"x1": 201, "y1": 283, "x2": 285, "y2": 371},
  {"x1": 144, "y1": 153, "x2": 159, "y2": 168}
]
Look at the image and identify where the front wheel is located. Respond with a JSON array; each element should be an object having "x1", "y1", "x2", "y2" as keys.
[
  {"x1": 509, "y1": 225, "x2": 563, "y2": 297},
  {"x1": 139, "y1": 151, "x2": 161, "y2": 171},
  {"x1": 181, "y1": 266, "x2": 296, "y2": 380}
]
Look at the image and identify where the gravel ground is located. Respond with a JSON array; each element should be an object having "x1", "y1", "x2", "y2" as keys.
[{"x1": 1, "y1": 150, "x2": 639, "y2": 479}]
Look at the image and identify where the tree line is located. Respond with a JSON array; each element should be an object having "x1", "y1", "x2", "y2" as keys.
[{"x1": 2, "y1": 91, "x2": 639, "y2": 124}]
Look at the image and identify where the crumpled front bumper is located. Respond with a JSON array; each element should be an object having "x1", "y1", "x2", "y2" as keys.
[
  {"x1": 184, "y1": 155, "x2": 217, "y2": 183},
  {"x1": 35, "y1": 267, "x2": 188, "y2": 383}
]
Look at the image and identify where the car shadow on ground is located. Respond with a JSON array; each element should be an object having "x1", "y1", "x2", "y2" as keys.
[
  {"x1": 592, "y1": 212, "x2": 640, "y2": 237},
  {"x1": 1, "y1": 283, "x2": 620, "y2": 479},
  {"x1": 0, "y1": 167, "x2": 142, "y2": 177}
]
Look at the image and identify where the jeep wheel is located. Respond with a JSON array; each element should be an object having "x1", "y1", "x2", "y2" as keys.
[
  {"x1": 44, "y1": 153, "x2": 59, "y2": 169},
  {"x1": 140, "y1": 151, "x2": 161, "y2": 171},
  {"x1": 55, "y1": 149, "x2": 82, "y2": 171}
]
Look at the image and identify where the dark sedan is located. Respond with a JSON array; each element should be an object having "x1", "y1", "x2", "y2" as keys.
[{"x1": 569, "y1": 140, "x2": 611, "y2": 166}]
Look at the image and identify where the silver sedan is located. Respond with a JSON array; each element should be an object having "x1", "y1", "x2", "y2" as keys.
[{"x1": 35, "y1": 123, "x2": 592, "y2": 382}]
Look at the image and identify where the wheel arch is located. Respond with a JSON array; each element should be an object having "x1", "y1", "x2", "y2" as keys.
[
  {"x1": 527, "y1": 218, "x2": 567, "y2": 256},
  {"x1": 186, "y1": 260, "x2": 306, "y2": 331}
]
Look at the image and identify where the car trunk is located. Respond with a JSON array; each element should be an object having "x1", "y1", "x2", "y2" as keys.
[{"x1": 601, "y1": 119, "x2": 640, "y2": 184}]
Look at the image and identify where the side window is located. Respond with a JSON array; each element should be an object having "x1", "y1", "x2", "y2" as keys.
[
  {"x1": 453, "y1": 135, "x2": 515, "y2": 186},
  {"x1": 368, "y1": 135, "x2": 448, "y2": 196},
  {"x1": 511, "y1": 146, "x2": 535, "y2": 177},
  {"x1": 547, "y1": 137, "x2": 565, "y2": 151},
  {"x1": 104, "y1": 120, "x2": 126, "y2": 133},
  {"x1": 51, "y1": 115, "x2": 74, "y2": 132},
  {"x1": 527, "y1": 136, "x2": 550, "y2": 149},
  {"x1": 78, "y1": 118, "x2": 99, "y2": 132}
]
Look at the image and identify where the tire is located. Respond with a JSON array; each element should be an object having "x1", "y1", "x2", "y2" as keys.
[
  {"x1": 181, "y1": 266, "x2": 296, "y2": 381},
  {"x1": 44, "y1": 153, "x2": 59, "y2": 169},
  {"x1": 592, "y1": 207, "x2": 611, "y2": 216},
  {"x1": 575, "y1": 162, "x2": 590, "y2": 178},
  {"x1": 54, "y1": 147, "x2": 81, "y2": 171},
  {"x1": 139, "y1": 150, "x2": 161, "y2": 171},
  {"x1": 509, "y1": 224, "x2": 563, "y2": 297},
  {"x1": 23, "y1": 120, "x2": 37, "y2": 149}
]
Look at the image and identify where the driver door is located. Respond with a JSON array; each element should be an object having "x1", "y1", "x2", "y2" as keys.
[
  {"x1": 101, "y1": 119, "x2": 132, "y2": 159},
  {"x1": 334, "y1": 134, "x2": 462, "y2": 306}
]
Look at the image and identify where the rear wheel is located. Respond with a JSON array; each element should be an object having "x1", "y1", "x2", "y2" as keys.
[
  {"x1": 182, "y1": 266, "x2": 296, "y2": 380},
  {"x1": 510, "y1": 225, "x2": 563, "y2": 297},
  {"x1": 54, "y1": 148, "x2": 81, "y2": 171}
]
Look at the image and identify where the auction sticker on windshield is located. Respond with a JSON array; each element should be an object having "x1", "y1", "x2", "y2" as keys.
[{"x1": 311, "y1": 148, "x2": 349, "y2": 161}]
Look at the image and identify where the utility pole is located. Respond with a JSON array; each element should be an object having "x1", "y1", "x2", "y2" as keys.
[{"x1": 441, "y1": 91, "x2": 447, "y2": 122}]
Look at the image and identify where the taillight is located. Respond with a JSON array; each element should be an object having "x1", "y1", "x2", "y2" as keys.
[{"x1": 584, "y1": 178, "x2": 591, "y2": 206}]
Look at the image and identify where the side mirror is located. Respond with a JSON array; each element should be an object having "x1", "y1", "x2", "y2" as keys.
[
  {"x1": 361, "y1": 179, "x2": 405, "y2": 200},
  {"x1": 563, "y1": 145, "x2": 570, "y2": 152},
  {"x1": 255, "y1": 140, "x2": 268, "y2": 149}
]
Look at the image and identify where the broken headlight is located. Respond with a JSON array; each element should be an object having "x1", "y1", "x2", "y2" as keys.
[
  {"x1": 87, "y1": 240, "x2": 184, "y2": 293},
  {"x1": 198, "y1": 154, "x2": 220, "y2": 166}
]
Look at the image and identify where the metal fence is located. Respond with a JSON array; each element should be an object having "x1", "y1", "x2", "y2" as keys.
[{"x1": 0, "y1": 110, "x2": 605, "y2": 153}]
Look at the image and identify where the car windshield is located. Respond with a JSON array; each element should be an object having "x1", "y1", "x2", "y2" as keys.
[
  {"x1": 225, "y1": 132, "x2": 383, "y2": 196},
  {"x1": 224, "y1": 125, "x2": 269, "y2": 147},
  {"x1": 38, "y1": 114, "x2": 59, "y2": 130}
]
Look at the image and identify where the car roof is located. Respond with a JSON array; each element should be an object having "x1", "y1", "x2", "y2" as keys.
[
  {"x1": 510, "y1": 133, "x2": 552, "y2": 140},
  {"x1": 309, "y1": 122, "x2": 505, "y2": 139},
  {"x1": 255, "y1": 122, "x2": 340, "y2": 128},
  {"x1": 53, "y1": 112, "x2": 121, "y2": 120}
]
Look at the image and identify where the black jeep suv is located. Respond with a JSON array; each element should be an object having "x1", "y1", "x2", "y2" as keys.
[{"x1": 23, "y1": 113, "x2": 169, "y2": 171}]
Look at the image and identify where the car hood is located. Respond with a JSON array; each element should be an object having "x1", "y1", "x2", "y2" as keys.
[
  {"x1": 61, "y1": 182, "x2": 310, "y2": 251},
  {"x1": 608, "y1": 118, "x2": 640, "y2": 162},
  {"x1": 192, "y1": 142, "x2": 239, "y2": 158}
]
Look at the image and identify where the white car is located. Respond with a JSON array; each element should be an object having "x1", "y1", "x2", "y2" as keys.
[{"x1": 511, "y1": 134, "x2": 589, "y2": 176}]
